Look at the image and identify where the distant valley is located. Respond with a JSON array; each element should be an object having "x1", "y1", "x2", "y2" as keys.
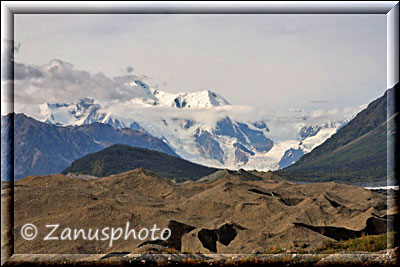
[{"x1": 1, "y1": 80, "x2": 396, "y2": 186}]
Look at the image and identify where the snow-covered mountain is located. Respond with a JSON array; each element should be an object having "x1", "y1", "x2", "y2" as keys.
[
  {"x1": 37, "y1": 78, "x2": 362, "y2": 171},
  {"x1": 152, "y1": 89, "x2": 230, "y2": 108},
  {"x1": 276, "y1": 121, "x2": 346, "y2": 169},
  {"x1": 40, "y1": 98, "x2": 131, "y2": 130}
]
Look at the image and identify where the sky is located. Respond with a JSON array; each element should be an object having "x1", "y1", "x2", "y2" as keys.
[{"x1": 9, "y1": 14, "x2": 387, "y2": 117}]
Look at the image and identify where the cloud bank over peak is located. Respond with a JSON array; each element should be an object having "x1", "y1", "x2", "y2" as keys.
[
  {"x1": 9, "y1": 57, "x2": 252, "y2": 123},
  {"x1": 10, "y1": 58, "x2": 159, "y2": 116},
  {"x1": 9, "y1": 55, "x2": 365, "y2": 130}
]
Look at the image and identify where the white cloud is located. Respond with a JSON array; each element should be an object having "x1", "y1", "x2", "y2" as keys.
[
  {"x1": 12, "y1": 58, "x2": 159, "y2": 115},
  {"x1": 99, "y1": 102, "x2": 262, "y2": 129},
  {"x1": 10, "y1": 57, "x2": 367, "y2": 133},
  {"x1": 10, "y1": 58, "x2": 266, "y2": 126}
]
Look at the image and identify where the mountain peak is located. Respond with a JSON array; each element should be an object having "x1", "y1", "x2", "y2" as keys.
[
  {"x1": 152, "y1": 89, "x2": 230, "y2": 108},
  {"x1": 40, "y1": 98, "x2": 102, "y2": 126},
  {"x1": 78, "y1": 97, "x2": 95, "y2": 104}
]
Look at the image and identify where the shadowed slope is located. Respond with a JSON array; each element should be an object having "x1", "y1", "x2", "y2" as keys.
[
  {"x1": 278, "y1": 84, "x2": 398, "y2": 185},
  {"x1": 62, "y1": 144, "x2": 218, "y2": 182}
]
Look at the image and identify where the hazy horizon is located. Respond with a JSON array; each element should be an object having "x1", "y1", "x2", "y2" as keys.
[{"x1": 5, "y1": 14, "x2": 388, "y2": 118}]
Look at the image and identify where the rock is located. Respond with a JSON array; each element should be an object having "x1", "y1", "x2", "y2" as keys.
[
  {"x1": 197, "y1": 223, "x2": 242, "y2": 253},
  {"x1": 138, "y1": 220, "x2": 195, "y2": 251}
]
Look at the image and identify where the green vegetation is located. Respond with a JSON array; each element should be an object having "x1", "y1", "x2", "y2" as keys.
[
  {"x1": 316, "y1": 232, "x2": 395, "y2": 253},
  {"x1": 278, "y1": 85, "x2": 398, "y2": 185},
  {"x1": 62, "y1": 144, "x2": 219, "y2": 182},
  {"x1": 278, "y1": 117, "x2": 390, "y2": 184}
]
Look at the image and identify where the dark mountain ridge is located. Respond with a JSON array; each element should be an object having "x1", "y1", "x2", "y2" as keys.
[
  {"x1": 1, "y1": 113, "x2": 178, "y2": 180},
  {"x1": 72, "y1": 122, "x2": 178, "y2": 157},
  {"x1": 278, "y1": 84, "x2": 398, "y2": 185},
  {"x1": 62, "y1": 144, "x2": 219, "y2": 182}
]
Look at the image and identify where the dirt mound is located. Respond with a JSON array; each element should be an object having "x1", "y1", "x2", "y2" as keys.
[
  {"x1": 7, "y1": 168, "x2": 394, "y2": 254},
  {"x1": 199, "y1": 169, "x2": 284, "y2": 183}
]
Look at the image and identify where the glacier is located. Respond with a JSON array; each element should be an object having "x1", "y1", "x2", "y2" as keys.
[{"x1": 36, "y1": 78, "x2": 364, "y2": 171}]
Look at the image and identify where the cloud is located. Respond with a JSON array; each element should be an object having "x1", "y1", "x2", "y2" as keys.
[
  {"x1": 11, "y1": 58, "x2": 263, "y2": 125},
  {"x1": 10, "y1": 56, "x2": 366, "y2": 136},
  {"x1": 2, "y1": 39, "x2": 21, "y2": 80},
  {"x1": 10, "y1": 56, "x2": 271, "y2": 125},
  {"x1": 99, "y1": 102, "x2": 262, "y2": 130},
  {"x1": 310, "y1": 100, "x2": 328, "y2": 104},
  {"x1": 14, "y1": 62, "x2": 43, "y2": 80},
  {"x1": 12, "y1": 58, "x2": 156, "y2": 108},
  {"x1": 126, "y1": 66, "x2": 135, "y2": 73},
  {"x1": 12, "y1": 14, "x2": 386, "y2": 116},
  {"x1": 309, "y1": 108, "x2": 340, "y2": 117},
  {"x1": 1, "y1": 39, "x2": 21, "y2": 114}
]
